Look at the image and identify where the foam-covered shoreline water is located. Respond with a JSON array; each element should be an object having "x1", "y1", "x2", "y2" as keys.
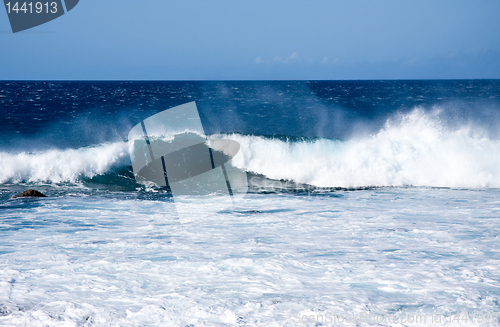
[
  {"x1": 1, "y1": 188, "x2": 499, "y2": 326},
  {"x1": 1, "y1": 80, "x2": 499, "y2": 326}
]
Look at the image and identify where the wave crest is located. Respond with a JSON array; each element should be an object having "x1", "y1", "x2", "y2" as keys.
[
  {"x1": 0, "y1": 142, "x2": 130, "y2": 184},
  {"x1": 3, "y1": 109, "x2": 500, "y2": 188},
  {"x1": 225, "y1": 109, "x2": 500, "y2": 188}
]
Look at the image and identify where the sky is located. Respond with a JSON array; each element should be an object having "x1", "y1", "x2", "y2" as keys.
[{"x1": 0, "y1": 0, "x2": 499, "y2": 80}]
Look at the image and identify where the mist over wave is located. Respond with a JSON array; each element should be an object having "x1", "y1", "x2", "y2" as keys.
[
  {"x1": 0, "y1": 141, "x2": 130, "y2": 184},
  {"x1": 2, "y1": 108, "x2": 500, "y2": 189},
  {"x1": 226, "y1": 109, "x2": 500, "y2": 188}
]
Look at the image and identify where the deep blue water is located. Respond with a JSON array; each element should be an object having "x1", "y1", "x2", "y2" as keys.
[{"x1": 1, "y1": 80, "x2": 499, "y2": 150}]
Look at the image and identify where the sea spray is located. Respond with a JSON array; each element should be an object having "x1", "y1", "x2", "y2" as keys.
[
  {"x1": 0, "y1": 141, "x2": 130, "y2": 183},
  {"x1": 3, "y1": 109, "x2": 500, "y2": 188},
  {"x1": 223, "y1": 109, "x2": 500, "y2": 188}
]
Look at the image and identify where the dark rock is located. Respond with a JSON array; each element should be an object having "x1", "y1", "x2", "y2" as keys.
[{"x1": 12, "y1": 189, "x2": 47, "y2": 199}]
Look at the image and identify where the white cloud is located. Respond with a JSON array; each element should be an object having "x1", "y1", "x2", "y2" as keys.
[
  {"x1": 268, "y1": 52, "x2": 314, "y2": 64},
  {"x1": 285, "y1": 52, "x2": 300, "y2": 63},
  {"x1": 255, "y1": 52, "x2": 336, "y2": 66}
]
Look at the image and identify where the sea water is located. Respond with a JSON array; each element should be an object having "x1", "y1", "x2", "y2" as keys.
[{"x1": 0, "y1": 81, "x2": 499, "y2": 326}]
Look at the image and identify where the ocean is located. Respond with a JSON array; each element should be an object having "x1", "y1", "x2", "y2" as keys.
[{"x1": 0, "y1": 80, "x2": 499, "y2": 326}]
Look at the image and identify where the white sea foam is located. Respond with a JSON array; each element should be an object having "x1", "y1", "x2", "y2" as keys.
[
  {"x1": 1, "y1": 189, "x2": 499, "y2": 326},
  {"x1": 225, "y1": 109, "x2": 500, "y2": 188},
  {"x1": 2, "y1": 109, "x2": 500, "y2": 188},
  {"x1": 0, "y1": 141, "x2": 130, "y2": 183}
]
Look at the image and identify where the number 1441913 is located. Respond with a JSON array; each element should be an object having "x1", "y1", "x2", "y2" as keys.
[{"x1": 5, "y1": 2, "x2": 58, "y2": 14}]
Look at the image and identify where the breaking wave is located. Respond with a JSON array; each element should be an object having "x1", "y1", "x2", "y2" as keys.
[
  {"x1": 0, "y1": 142, "x2": 130, "y2": 184},
  {"x1": 2, "y1": 109, "x2": 500, "y2": 189},
  {"x1": 225, "y1": 109, "x2": 500, "y2": 188}
]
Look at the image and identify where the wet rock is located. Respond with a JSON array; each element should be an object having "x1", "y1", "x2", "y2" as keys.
[{"x1": 12, "y1": 189, "x2": 47, "y2": 199}]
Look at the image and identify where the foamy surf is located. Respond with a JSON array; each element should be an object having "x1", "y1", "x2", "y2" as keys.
[
  {"x1": 2, "y1": 109, "x2": 500, "y2": 189},
  {"x1": 1, "y1": 81, "x2": 499, "y2": 327},
  {"x1": 0, "y1": 141, "x2": 130, "y2": 184},
  {"x1": 225, "y1": 109, "x2": 500, "y2": 188}
]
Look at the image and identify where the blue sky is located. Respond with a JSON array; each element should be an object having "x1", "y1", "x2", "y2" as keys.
[{"x1": 1, "y1": 0, "x2": 499, "y2": 80}]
